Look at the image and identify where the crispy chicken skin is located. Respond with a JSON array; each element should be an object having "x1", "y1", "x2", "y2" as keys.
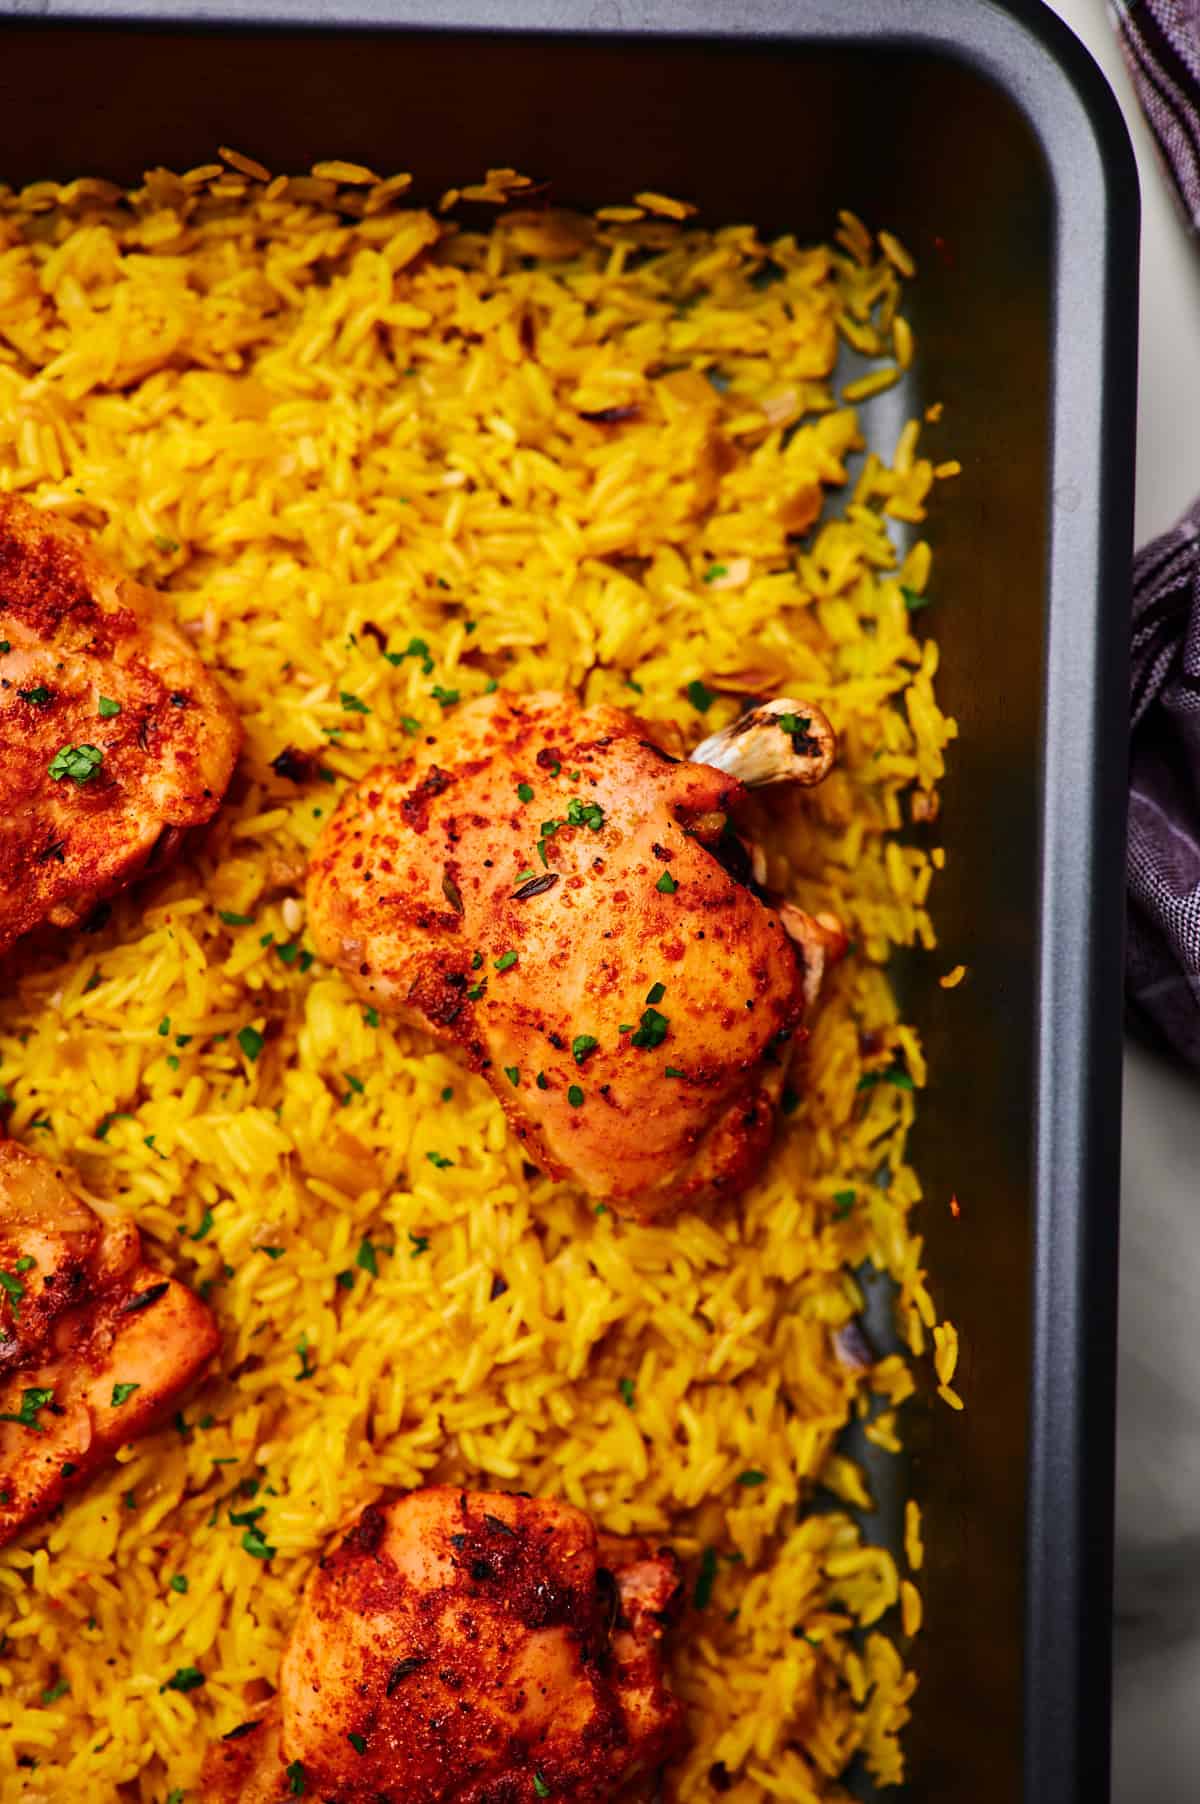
[
  {"x1": 0, "y1": 496, "x2": 241, "y2": 955},
  {"x1": 307, "y1": 690, "x2": 831, "y2": 1218},
  {"x1": 201, "y1": 1486, "x2": 685, "y2": 1804},
  {"x1": 0, "y1": 1139, "x2": 220, "y2": 1547}
]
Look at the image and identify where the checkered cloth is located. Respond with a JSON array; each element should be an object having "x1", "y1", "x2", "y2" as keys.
[{"x1": 1115, "y1": 2, "x2": 1200, "y2": 1058}]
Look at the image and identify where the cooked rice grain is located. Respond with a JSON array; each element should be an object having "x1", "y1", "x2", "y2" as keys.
[{"x1": 0, "y1": 165, "x2": 958, "y2": 1801}]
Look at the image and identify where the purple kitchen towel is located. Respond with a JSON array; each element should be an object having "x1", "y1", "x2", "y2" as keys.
[
  {"x1": 1128, "y1": 500, "x2": 1200, "y2": 1060},
  {"x1": 1113, "y1": 0, "x2": 1200, "y2": 233},
  {"x1": 1115, "y1": 1, "x2": 1200, "y2": 1060}
]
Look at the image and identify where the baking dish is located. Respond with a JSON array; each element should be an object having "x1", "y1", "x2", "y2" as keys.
[{"x1": 0, "y1": 2, "x2": 1137, "y2": 1797}]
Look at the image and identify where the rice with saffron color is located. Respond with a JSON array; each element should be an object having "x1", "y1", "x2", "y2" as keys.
[{"x1": 0, "y1": 160, "x2": 958, "y2": 1801}]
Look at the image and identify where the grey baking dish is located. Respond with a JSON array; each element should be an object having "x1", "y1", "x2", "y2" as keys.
[{"x1": 0, "y1": 2, "x2": 1138, "y2": 1799}]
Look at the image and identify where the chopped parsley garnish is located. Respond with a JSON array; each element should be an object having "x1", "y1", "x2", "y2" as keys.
[
  {"x1": 339, "y1": 691, "x2": 370, "y2": 714},
  {"x1": 701, "y1": 566, "x2": 726, "y2": 585},
  {"x1": 19, "y1": 686, "x2": 52, "y2": 707},
  {"x1": 237, "y1": 1025, "x2": 265, "y2": 1062},
  {"x1": 781, "y1": 1086, "x2": 800, "y2": 1115},
  {"x1": 535, "y1": 1072, "x2": 549, "y2": 1090},
  {"x1": 431, "y1": 685, "x2": 459, "y2": 708},
  {"x1": 440, "y1": 1085, "x2": 453, "y2": 1101},
  {"x1": 494, "y1": 950, "x2": 518, "y2": 972},
  {"x1": 566, "y1": 797, "x2": 605, "y2": 831},
  {"x1": 14, "y1": 1256, "x2": 33, "y2": 1274},
  {"x1": 97, "y1": 696, "x2": 121, "y2": 718},
  {"x1": 408, "y1": 1232, "x2": 430, "y2": 1257},
  {"x1": 0, "y1": 1387, "x2": 53, "y2": 1433},
  {"x1": 504, "y1": 1066, "x2": 520, "y2": 1086},
  {"x1": 343, "y1": 1072, "x2": 364, "y2": 1095},
  {"x1": 96, "y1": 1111, "x2": 135, "y2": 1141},
  {"x1": 111, "y1": 1382, "x2": 141, "y2": 1407},
  {"x1": 400, "y1": 715, "x2": 421, "y2": 736},
  {"x1": 630, "y1": 1007, "x2": 669, "y2": 1050},
  {"x1": 260, "y1": 1246, "x2": 285, "y2": 1260},
  {"x1": 619, "y1": 1378, "x2": 635, "y2": 1408},
  {"x1": 0, "y1": 1269, "x2": 25, "y2": 1308},
  {"x1": 364, "y1": 1007, "x2": 380, "y2": 1027},
  {"x1": 157, "y1": 1016, "x2": 172, "y2": 1037},
  {"x1": 336, "y1": 1269, "x2": 355, "y2": 1289},
  {"x1": 356, "y1": 1238, "x2": 378, "y2": 1277},
  {"x1": 295, "y1": 1335, "x2": 316, "y2": 1381},
  {"x1": 686, "y1": 678, "x2": 716, "y2": 712},
  {"x1": 219, "y1": 910, "x2": 255, "y2": 927},
  {"x1": 693, "y1": 1546, "x2": 719, "y2": 1609},
  {"x1": 471, "y1": 951, "x2": 484, "y2": 971},
  {"x1": 645, "y1": 982, "x2": 666, "y2": 1005},
  {"x1": 664, "y1": 1065, "x2": 685, "y2": 1078},
  {"x1": 48, "y1": 743, "x2": 103, "y2": 784},
  {"x1": 0, "y1": 642, "x2": 8, "y2": 654},
  {"x1": 242, "y1": 1524, "x2": 276, "y2": 1560},
  {"x1": 287, "y1": 1760, "x2": 307, "y2": 1795},
  {"x1": 161, "y1": 1666, "x2": 206, "y2": 1694},
  {"x1": 516, "y1": 782, "x2": 534, "y2": 802},
  {"x1": 513, "y1": 868, "x2": 537, "y2": 886},
  {"x1": 736, "y1": 1470, "x2": 767, "y2": 1486},
  {"x1": 347, "y1": 1732, "x2": 367, "y2": 1755},
  {"x1": 467, "y1": 982, "x2": 486, "y2": 1001},
  {"x1": 656, "y1": 870, "x2": 679, "y2": 894},
  {"x1": 857, "y1": 1062, "x2": 913, "y2": 1092},
  {"x1": 189, "y1": 1207, "x2": 215, "y2": 1242},
  {"x1": 427, "y1": 1151, "x2": 454, "y2": 1169},
  {"x1": 571, "y1": 1034, "x2": 598, "y2": 1066},
  {"x1": 170, "y1": 1574, "x2": 189, "y2": 1594},
  {"x1": 901, "y1": 584, "x2": 930, "y2": 612},
  {"x1": 534, "y1": 1777, "x2": 551, "y2": 1799},
  {"x1": 567, "y1": 1085, "x2": 584, "y2": 1108},
  {"x1": 832, "y1": 1189, "x2": 856, "y2": 1218},
  {"x1": 40, "y1": 1678, "x2": 69, "y2": 1705},
  {"x1": 385, "y1": 636, "x2": 433, "y2": 673}
]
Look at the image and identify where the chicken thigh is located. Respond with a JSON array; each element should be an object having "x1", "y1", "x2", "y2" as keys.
[
  {"x1": 307, "y1": 689, "x2": 839, "y2": 1217},
  {"x1": 0, "y1": 496, "x2": 241, "y2": 956},
  {"x1": 0, "y1": 1138, "x2": 219, "y2": 1547},
  {"x1": 201, "y1": 1486, "x2": 684, "y2": 1804}
]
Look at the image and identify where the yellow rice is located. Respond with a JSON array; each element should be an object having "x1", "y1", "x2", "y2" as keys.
[{"x1": 0, "y1": 163, "x2": 958, "y2": 1801}]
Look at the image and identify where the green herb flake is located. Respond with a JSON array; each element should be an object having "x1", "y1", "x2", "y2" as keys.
[
  {"x1": 566, "y1": 797, "x2": 604, "y2": 831},
  {"x1": 504, "y1": 1066, "x2": 520, "y2": 1087},
  {"x1": 242, "y1": 1525, "x2": 276, "y2": 1560},
  {"x1": 571, "y1": 1034, "x2": 598, "y2": 1066},
  {"x1": 170, "y1": 1574, "x2": 189, "y2": 1594},
  {"x1": 471, "y1": 951, "x2": 484, "y2": 971},
  {"x1": 287, "y1": 1759, "x2": 307, "y2": 1796},
  {"x1": 467, "y1": 982, "x2": 486, "y2": 1001},
  {"x1": 513, "y1": 868, "x2": 537, "y2": 886},
  {"x1": 781, "y1": 1086, "x2": 800, "y2": 1116},
  {"x1": 219, "y1": 910, "x2": 255, "y2": 927},
  {"x1": 48, "y1": 743, "x2": 103, "y2": 784},
  {"x1": 534, "y1": 1777, "x2": 551, "y2": 1800},
  {"x1": 619, "y1": 1377, "x2": 635, "y2": 1408},
  {"x1": 408, "y1": 1232, "x2": 430, "y2": 1258},
  {"x1": 295, "y1": 1335, "x2": 316, "y2": 1382},
  {"x1": 157, "y1": 1017, "x2": 171, "y2": 1036},
  {"x1": 686, "y1": 678, "x2": 716, "y2": 712},
  {"x1": 19, "y1": 686, "x2": 52, "y2": 707},
  {"x1": 237, "y1": 1025, "x2": 265, "y2": 1062},
  {"x1": 161, "y1": 1666, "x2": 205, "y2": 1694},
  {"x1": 13, "y1": 1256, "x2": 33, "y2": 1275},
  {"x1": 339, "y1": 692, "x2": 370, "y2": 714},
  {"x1": 0, "y1": 643, "x2": 8, "y2": 655},
  {"x1": 400, "y1": 715, "x2": 422, "y2": 736},
  {"x1": 335, "y1": 1269, "x2": 355, "y2": 1289},
  {"x1": 901, "y1": 584, "x2": 930, "y2": 612},
  {"x1": 494, "y1": 950, "x2": 518, "y2": 972},
  {"x1": 97, "y1": 696, "x2": 121, "y2": 718},
  {"x1": 347, "y1": 1732, "x2": 367, "y2": 1756},
  {"x1": 693, "y1": 1546, "x2": 719, "y2": 1609},
  {"x1": 535, "y1": 1072, "x2": 549, "y2": 1090},
  {"x1": 645, "y1": 982, "x2": 666, "y2": 1005},
  {"x1": 260, "y1": 1246, "x2": 286, "y2": 1260},
  {"x1": 567, "y1": 1085, "x2": 584, "y2": 1109},
  {"x1": 427, "y1": 1151, "x2": 454, "y2": 1169},
  {"x1": 364, "y1": 1007, "x2": 380, "y2": 1027},
  {"x1": 656, "y1": 870, "x2": 679, "y2": 894},
  {"x1": 0, "y1": 1386, "x2": 54, "y2": 1433},
  {"x1": 630, "y1": 1007, "x2": 669, "y2": 1050},
  {"x1": 0, "y1": 1270, "x2": 25, "y2": 1308},
  {"x1": 343, "y1": 1072, "x2": 364, "y2": 1095},
  {"x1": 701, "y1": 567, "x2": 727, "y2": 587},
  {"x1": 356, "y1": 1238, "x2": 378, "y2": 1277},
  {"x1": 189, "y1": 1207, "x2": 214, "y2": 1242},
  {"x1": 832, "y1": 1189, "x2": 856, "y2": 1219},
  {"x1": 111, "y1": 1382, "x2": 141, "y2": 1407},
  {"x1": 431, "y1": 685, "x2": 459, "y2": 708},
  {"x1": 516, "y1": 782, "x2": 534, "y2": 802},
  {"x1": 40, "y1": 1678, "x2": 69, "y2": 1705},
  {"x1": 736, "y1": 1469, "x2": 768, "y2": 1487},
  {"x1": 664, "y1": 1065, "x2": 686, "y2": 1078},
  {"x1": 440, "y1": 1085, "x2": 453, "y2": 1101}
]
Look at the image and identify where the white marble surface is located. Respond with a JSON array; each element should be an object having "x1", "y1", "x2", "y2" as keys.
[{"x1": 1044, "y1": 3, "x2": 1200, "y2": 1798}]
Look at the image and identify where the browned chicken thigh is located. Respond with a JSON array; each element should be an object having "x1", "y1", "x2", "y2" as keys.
[
  {"x1": 0, "y1": 496, "x2": 241, "y2": 956},
  {"x1": 0, "y1": 1138, "x2": 219, "y2": 1547},
  {"x1": 200, "y1": 1486, "x2": 685, "y2": 1804},
  {"x1": 307, "y1": 689, "x2": 839, "y2": 1217}
]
